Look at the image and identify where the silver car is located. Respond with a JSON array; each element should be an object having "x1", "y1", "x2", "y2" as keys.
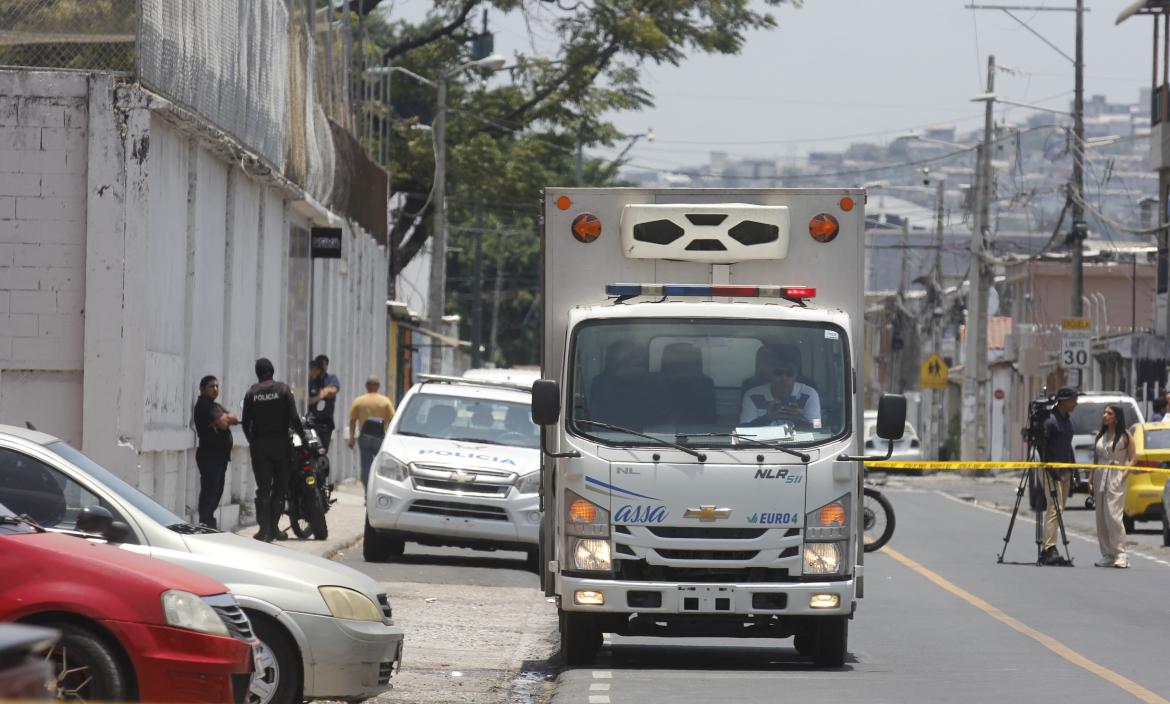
[
  {"x1": 0, "y1": 425, "x2": 404, "y2": 704},
  {"x1": 863, "y1": 411, "x2": 925, "y2": 471},
  {"x1": 1069, "y1": 392, "x2": 1144, "y2": 500}
]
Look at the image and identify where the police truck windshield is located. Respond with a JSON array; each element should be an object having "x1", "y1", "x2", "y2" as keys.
[
  {"x1": 397, "y1": 393, "x2": 540, "y2": 449},
  {"x1": 568, "y1": 319, "x2": 849, "y2": 448}
]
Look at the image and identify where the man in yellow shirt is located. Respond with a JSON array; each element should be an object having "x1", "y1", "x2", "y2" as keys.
[{"x1": 347, "y1": 376, "x2": 396, "y2": 487}]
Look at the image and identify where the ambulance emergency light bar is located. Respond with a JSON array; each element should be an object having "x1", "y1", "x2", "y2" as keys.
[{"x1": 606, "y1": 283, "x2": 815, "y2": 302}]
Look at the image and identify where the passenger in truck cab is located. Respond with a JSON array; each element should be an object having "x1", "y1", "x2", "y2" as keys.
[
  {"x1": 589, "y1": 339, "x2": 654, "y2": 430},
  {"x1": 740, "y1": 346, "x2": 822, "y2": 429},
  {"x1": 659, "y1": 342, "x2": 715, "y2": 426}
]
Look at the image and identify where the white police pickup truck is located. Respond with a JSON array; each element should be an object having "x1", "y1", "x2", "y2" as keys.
[{"x1": 363, "y1": 374, "x2": 542, "y2": 570}]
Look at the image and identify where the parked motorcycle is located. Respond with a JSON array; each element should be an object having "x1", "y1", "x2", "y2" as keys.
[
  {"x1": 282, "y1": 417, "x2": 332, "y2": 540},
  {"x1": 862, "y1": 484, "x2": 895, "y2": 552}
]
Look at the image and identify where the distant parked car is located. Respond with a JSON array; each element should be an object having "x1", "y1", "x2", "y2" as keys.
[
  {"x1": 0, "y1": 424, "x2": 404, "y2": 704},
  {"x1": 1070, "y1": 392, "x2": 1144, "y2": 501},
  {"x1": 0, "y1": 501, "x2": 254, "y2": 703},
  {"x1": 1124, "y1": 422, "x2": 1170, "y2": 534},
  {"x1": 863, "y1": 411, "x2": 924, "y2": 471}
]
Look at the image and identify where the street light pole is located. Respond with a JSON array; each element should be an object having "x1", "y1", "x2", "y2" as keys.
[
  {"x1": 933, "y1": 176, "x2": 945, "y2": 461},
  {"x1": 428, "y1": 70, "x2": 449, "y2": 373}
]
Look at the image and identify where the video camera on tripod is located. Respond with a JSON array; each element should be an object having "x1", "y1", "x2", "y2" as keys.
[{"x1": 1023, "y1": 394, "x2": 1057, "y2": 451}]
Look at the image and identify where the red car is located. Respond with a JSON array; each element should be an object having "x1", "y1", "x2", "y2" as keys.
[{"x1": 0, "y1": 503, "x2": 255, "y2": 702}]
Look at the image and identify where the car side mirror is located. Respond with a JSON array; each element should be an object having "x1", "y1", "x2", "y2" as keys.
[
  {"x1": 875, "y1": 394, "x2": 907, "y2": 441},
  {"x1": 76, "y1": 505, "x2": 114, "y2": 536},
  {"x1": 531, "y1": 380, "x2": 561, "y2": 426},
  {"x1": 105, "y1": 521, "x2": 131, "y2": 544}
]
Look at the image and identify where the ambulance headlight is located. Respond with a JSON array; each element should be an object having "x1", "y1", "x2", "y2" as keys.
[
  {"x1": 802, "y1": 542, "x2": 844, "y2": 575},
  {"x1": 516, "y1": 471, "x2": 541, "y2": 495},
  {"x1": 374, "y1": 452, "x2": 409, "y2": 482},
  {"x1": 570, "y1": 538, "x2": 612, "y2": 571}
]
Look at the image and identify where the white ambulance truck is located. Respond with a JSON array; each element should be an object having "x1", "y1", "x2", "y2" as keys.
[{"x1": 530, "y1": 188, "x2": 906, "y2": 667}]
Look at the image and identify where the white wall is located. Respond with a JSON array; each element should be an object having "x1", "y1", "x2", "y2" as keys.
[
  {"x1": 0, "y1": 72, "x2": 389, "y2": 529},
  {"x1": 0, "y1": 71, "x2": 88, "y2": 447}
]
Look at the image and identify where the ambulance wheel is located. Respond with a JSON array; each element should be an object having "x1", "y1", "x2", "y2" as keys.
[
  {"x1": 363, "y1": 520, "x2": 404, "y2": 562},
  {"x1": 793, "y1": 622, "x2": 814, "y2": 656},
  {"x1": 559, "y1": 610, "x2": 599, "y2": 667},
  {"x1": 811, "y1": 616, "x2": 848, "y2": 668}
]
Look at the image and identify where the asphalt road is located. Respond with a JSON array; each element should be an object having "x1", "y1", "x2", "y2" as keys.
[{"x1": 548, "y1": 481, "x2": 1170, "y2": 704}]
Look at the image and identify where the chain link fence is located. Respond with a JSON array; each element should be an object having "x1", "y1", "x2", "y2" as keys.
[{"x1": 0, "y1": 0, "x2": 137, "y2": 72}]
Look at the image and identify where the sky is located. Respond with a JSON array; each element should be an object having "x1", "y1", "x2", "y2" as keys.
[{"x1": 383, "y1": 1, "x2": 1152, "y2": 173}]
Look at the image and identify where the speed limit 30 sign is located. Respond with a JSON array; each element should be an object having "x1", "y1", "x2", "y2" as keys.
[{"x1": 1061, "y1": 318, "x2": 1091, "y2": 370}]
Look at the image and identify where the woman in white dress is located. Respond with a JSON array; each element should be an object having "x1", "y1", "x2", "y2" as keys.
[{"x1": 1090, "y1": 404, "x2": 1136, "y2": 568}]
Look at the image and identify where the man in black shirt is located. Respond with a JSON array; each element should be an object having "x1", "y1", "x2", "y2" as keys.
[
  {"x1": 193, "y1": 375, "x2": 237, "y2": 529},
  {"x1": 308, "y1": 356, "x2": 340, "y2": 452},
  {"x1": 242, "y1": 358, "x2": 305, "y2": 542},
  {"x1": 1040, "y1": 386, "x2": 1079, "y2": 565}
]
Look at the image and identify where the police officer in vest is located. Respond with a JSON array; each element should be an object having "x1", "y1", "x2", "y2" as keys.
[{"x1": 242, "y1": 358, "x2": 305, "y2": 542}]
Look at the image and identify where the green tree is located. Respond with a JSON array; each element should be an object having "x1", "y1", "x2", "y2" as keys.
[{"x1": 358, "y1": 0, "x2": 794, "y2": 365}]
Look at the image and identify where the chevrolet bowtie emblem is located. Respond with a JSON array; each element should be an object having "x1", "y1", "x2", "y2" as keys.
[
  {"x1": 684, "y1": 505, "x2": 732, "y2": 522},
  {"x1": 451, "y1": 470, "x2": 475, "y2": 483}
]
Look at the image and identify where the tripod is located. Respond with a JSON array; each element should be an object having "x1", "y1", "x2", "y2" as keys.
[{"x1": 997, "y1": 438, "x2": 1074, "y2": 566}]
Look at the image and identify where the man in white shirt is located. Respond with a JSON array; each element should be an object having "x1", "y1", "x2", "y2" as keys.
[{"x1": 739, "y1": 346, "x2": 821, "y2": 429}]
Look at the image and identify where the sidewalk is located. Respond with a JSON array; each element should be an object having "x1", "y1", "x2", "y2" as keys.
[{"x1": 234, "y1": 479, "x2": 366, "y2": 559}]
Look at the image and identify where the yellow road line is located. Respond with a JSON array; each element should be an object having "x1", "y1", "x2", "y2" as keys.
[{"x1": 885, "y1": 547, "x2": 1170, "y2": 704}]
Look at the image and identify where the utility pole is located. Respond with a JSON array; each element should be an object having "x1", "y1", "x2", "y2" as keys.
[
  {"x1": 932, "y1": 176, "x2": 945, "y2": 460},
  {"x1": 962, "y1": 54, "x2": 995, "y2": 462},
  {"x1": 1069, "y1": 0, "x2": 1087, "y2": 388},
  {"x1": 428, "y1": 72, "x2": 448, "y2": 373},
  {"x1": 470, "y1": 199, "x2": 485, "y2": 369},
  {"x1": 488, "y1": 230, "x2": 509, "y2": 363}
]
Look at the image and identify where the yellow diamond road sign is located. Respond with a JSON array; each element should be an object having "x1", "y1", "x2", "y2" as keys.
[{"x1": 920, "y1": 353, "x2": 949, "y2": 389}]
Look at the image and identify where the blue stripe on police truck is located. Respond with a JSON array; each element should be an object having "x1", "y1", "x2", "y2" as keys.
[{"x1": 584, "y1": 475, "x2": 662, "y2": 502}]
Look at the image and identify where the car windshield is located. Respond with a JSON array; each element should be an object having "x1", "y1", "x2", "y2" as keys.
[
  {"x1": 396, "y1": 392, "x2": 539, "y2": 449},
  {"x1": 1142, "y1": 428, "x2": 1170, "y2": 450},
  {"x1": 568, "y1": 318, "x2": 850, "y2": 448},
  {"x1": 46, "y1": 441, "x2": 185, "y2": 527},
  {"x1": 1069, "y1": 400, "x2": 1143, "y2": 435}
]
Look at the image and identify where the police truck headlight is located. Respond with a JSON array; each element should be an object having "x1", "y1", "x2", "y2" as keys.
[
  {"x1": 516, "y1": 471, "x2": 541, "y2": 495},
  {"x1": 802, "y1": 542, "x2": 843, "y2": 575},
  {"x1": 374, "y1": 452, "x2": 409, "y2": 482},
  {"x1": 571, "y1": 538, "x2": 612, "y2": 571}
]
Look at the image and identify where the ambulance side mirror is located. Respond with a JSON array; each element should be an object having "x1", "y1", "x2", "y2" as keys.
[
  {"x1": 875, "y1": 394, "x2": 907, "y2": 441},
  {"x1": 531, "y1": 380, "x2": 561, "y2": 426}
]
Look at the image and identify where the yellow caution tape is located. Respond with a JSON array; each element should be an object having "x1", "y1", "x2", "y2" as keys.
[{"x1": 865, "y1": 460, "x2": 1170, "y2": 475}]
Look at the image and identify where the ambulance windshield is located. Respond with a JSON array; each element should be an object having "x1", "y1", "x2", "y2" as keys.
[{"x1": 568, "y1": 319, "x2": 850, "y2": 448}]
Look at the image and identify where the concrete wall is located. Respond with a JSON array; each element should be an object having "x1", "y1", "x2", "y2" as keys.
[
  {"x1": 0, "y1": 71, "x2": 388, "y2": 529},
  {"x1": 0, "y1": 71, "x2": 88, "y2": 447}
]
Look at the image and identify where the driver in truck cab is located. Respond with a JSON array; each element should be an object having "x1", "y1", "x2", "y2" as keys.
[{"x1": 740, "y1": 345, "x2": 822, "y2": 429}]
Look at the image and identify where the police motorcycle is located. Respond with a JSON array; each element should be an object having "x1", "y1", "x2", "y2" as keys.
[{"x1": 281, "y1": 416, "x2": 332, "y2": 540}]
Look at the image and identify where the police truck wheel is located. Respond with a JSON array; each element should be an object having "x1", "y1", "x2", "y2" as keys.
[
  {"x1": 793, "y1": 621, "x2": 814, "y2": 656},
  {"x1": 810, "y1": 616, "x2": 848, "y2": 667},
  {"x1": 525, "y1": 548, "x2": 541, "y2": 574},
  {"x1": 559, "y1": 610, "x2": 599, "y2": 667},
  {"x1": 363, "y1": 519, "x2": 405, "y2": 562}
]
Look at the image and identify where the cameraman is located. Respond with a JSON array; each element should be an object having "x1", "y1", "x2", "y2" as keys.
[{"x1": 1039, "y1": 387, "x2": 1079, "y2": 566}]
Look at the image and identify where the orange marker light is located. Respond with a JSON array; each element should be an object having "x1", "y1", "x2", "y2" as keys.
[
  {"x1": 818, "y1": 503, "x2": 846, "y2": 527},
  {"x1": 839, "y1": 196, "x2": 855, "y2": 212},
  {"x1": 555, "y1": 195, "x2": 572, "y2": 210},
  {"x1": 809, "y1": 213, "x2": 840, "y2": 243},
  {"x1": 569, "y1": 498, "x2": 599, "y2": 524},
  {"x1": 571, "y1": 213, "x2": 602, "y2": 243}
]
